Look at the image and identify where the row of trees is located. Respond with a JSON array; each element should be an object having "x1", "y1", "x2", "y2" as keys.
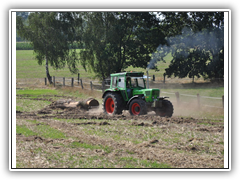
[{"x1": 16, "y1": 11, "x2": 224, "y2": 83}]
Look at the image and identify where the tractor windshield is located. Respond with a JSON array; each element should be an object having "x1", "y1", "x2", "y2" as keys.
[
  {"x1": 137, "y1": 78, "x2": 145, "y2": 88},
  {"x1": 130, "y1": 77, "x2": 145, "y2": 88}
]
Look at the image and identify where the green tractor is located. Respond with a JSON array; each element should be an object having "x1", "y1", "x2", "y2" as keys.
[{"x1": 102, "y1": 72, "x2": 174, "y2": 117}]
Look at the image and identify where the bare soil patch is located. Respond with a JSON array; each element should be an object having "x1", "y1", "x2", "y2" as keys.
[{"x1": 16, "y1": 94, "x2": 224, "y2": 168}]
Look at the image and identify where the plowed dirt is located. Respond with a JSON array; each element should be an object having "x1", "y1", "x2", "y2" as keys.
[{"x1": 16, "y1": 96, "x2": 224, "y2": 169}]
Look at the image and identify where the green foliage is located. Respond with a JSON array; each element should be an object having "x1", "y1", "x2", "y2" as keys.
[
  {"x1": 16, "y1": 12, "x2": 29, "y2": 20},
  {"x1": 16, "y1": 42, "x2": 83, "y2": 50},
  {"x1": 16, "y1": 11, "x2": 224, "y2": 81},
  {"x1": 79, "y1": 12, "x2": 166, "y2": 80},
  {"x1": 16, "y1": 12, "x2": 29, "y2": 42},
  {"x1": 16, "y1": 12, "x2": 83, "y2": 83},
  {"x1": 16, "y1": 42, "x2": 33, "y2": 50},
  {"x1": 161, "y1": 12, "x2": 224, "y2": 80}
]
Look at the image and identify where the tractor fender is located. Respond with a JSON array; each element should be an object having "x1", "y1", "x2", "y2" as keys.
[
  {"x1": 102, "y1": 90, "x2": 119, "y2": 98},
  {"x1": 126, "y1": 94, "x2": 144, "y2": 109}
]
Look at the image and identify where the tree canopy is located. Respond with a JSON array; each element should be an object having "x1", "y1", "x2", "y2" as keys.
[
  {"x1": 16, "y1": 11, "x2": 225, "y2": 82},
  {"x1": 159, "y1": 12, "x2": 224, "y2": 80},
  {"x1": 79, "y1": 12, "x2": 167, "y2": 80}
]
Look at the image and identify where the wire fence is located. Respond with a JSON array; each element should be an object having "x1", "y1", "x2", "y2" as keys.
[
  {"x1": 49, "y1": 76, "x2": 109, "y2": 92},
  {"x1": 16, "y1": 75, "x2": 224, "y2": 110},
  {"x1": 161, "y1": 91, "x2": 224, "y2": 109},
  {"x1": 149, "y1": 74, "x2": 224, "y2": 84},
  {"x1": 42, "y1": 75, "x2": 224, "y2": 110}
]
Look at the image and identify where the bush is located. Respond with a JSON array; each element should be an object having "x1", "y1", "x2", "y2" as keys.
[
  {"x1": 16, "y1": 42, "x2": 84, "y2": 50},
  {"x1": 16, "y1": 42, "x2": 33, "y2": 50}
]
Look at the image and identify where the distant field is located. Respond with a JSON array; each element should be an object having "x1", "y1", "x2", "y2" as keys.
[
  {"x1": 16, "y1": 49, "x2": 224, "y2": 100},
  {"x1": 16, "y1": 49, "x2": 172, "y2": 80},
  {"x1": 16, "y1": 50, "x2": 95, "y2": 79}
]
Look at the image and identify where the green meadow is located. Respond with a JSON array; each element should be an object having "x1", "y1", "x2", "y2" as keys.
[{"x1": 16, "y1": 49, "x2": 172, "y2": 79}]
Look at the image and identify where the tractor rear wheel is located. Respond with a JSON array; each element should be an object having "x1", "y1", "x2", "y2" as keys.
[
  {"x1": 129, "y1": 98, "x2": 147, "y2": 116},
  {"x1": 102, "y1": 93, "x2": 123, "y2": 115},
  {"x1": 155, "y1": 99, "x2": 173, "y2": 117}
]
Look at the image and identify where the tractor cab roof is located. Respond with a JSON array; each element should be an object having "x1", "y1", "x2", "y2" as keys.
[{"x1": 110, "y1": 72, "x2": 144, "y2": 77}]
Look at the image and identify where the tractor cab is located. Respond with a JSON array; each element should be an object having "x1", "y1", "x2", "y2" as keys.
[
  {"x1": 109, "y1": 72, "x2": 146, "y2": 101},
  {"x1": 126, "y1": 76, "x2": 146, "y2": 99}
]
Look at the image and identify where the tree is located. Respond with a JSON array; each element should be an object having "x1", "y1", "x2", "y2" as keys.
[
  {"x1": 79, "y1": 12, "x2": 167, "y2": 80},
  {"x1": 16, "y1": 12, "x2": 29, "y2": 41},
  {"x1": 159, "y1": 12, "x2": 224, "y2": 81},
  {"x1": 16, "y1": 12, "x2": 29, "y2": 20},
  {"x1": 16, "y1": 12, "x2": 82, "y2": 83}
]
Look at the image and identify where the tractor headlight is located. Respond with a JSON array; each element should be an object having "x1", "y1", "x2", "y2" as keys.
[{"x1": 152, "y1": 96, "x2": 154, "y2": 99}]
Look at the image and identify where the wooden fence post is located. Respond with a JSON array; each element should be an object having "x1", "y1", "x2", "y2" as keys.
[
  {"x1": 63, "y1": 77, "x2": 65, "y2": 86},
  {"x1": 197, "y1": 94, "x2": 201, "y2": 109},
  {"x1": 153, "y1": 75, "x2": 155, "y2": 81},
  {"x1": 102, "y1": 80, "x2": 105, "y2": 93},
  {"x1": 90, "y1": 81, "x2": 93, "y2": 90},
  {"x1": 80, "y1": 79, "x2": 83, "y2": 89},
  {"x1": 45, "y1": 78, "x2": 47, "y2": 85},
  {"x1": 71, "y1": 78, "x2": 74, "y2": 87},
  {"x1": 163, "y1": 73, "x2": 166, "y2": 84},
  {"x1": 78, "y1": 73, "x2": 80, "y2": 85},
  {"x1": 53, "y1": 76, "x2": 55, "y2": 87},
  {"x1": 175, "y1": 92, "x2": 180, "y2": 106},
  {"x1": 222, "y1": 95, "x2": 224, "y2": 108}
]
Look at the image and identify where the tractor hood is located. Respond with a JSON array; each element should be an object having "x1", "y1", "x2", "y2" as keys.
[{"x1": 133, "y1": 88, "x2": 160, "y2": 102}]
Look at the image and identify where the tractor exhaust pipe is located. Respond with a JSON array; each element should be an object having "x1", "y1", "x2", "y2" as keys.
[{"x1": 146, "y1": 69, "x2": 149, "y2": 89}]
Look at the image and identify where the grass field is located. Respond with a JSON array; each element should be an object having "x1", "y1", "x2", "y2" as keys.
[
  {"x1": 16, "y1": 50, "x2": 95, "y2": 79},
  {"x1": 15, "y1": 88, "x2": 224, "y2": 168},
  {"x1": 16, "y1": 49, "x2": 173, "y2": 79}
]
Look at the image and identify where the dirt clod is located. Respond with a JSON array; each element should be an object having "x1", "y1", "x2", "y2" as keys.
[
  {"x1": 99, "y1": 121, "x2": 110, "y2": 125},
  {"x1": 149, "y1": 139, "x2": 159, "y2": 144}
]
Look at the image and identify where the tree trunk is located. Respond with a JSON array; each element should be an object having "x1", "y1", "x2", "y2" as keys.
[{"x1": 45, "y1": 55, "x2": 52, "y2": 84}]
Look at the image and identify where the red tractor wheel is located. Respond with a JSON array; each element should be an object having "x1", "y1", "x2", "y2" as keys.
[
  {"x1": 105, "y1": 97, "x2": 115, "y2": 114},
  {"x1": 102, "y1": 93, "x2": 123, "y2": 115},
  {"x1": 129, "y1": 98, "x2": 147, "y2": 116}
]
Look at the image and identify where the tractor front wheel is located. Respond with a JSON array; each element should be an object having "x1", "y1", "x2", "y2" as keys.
[{"x1": 129, "y1": 98, "x2": 147, "y2": 116}]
